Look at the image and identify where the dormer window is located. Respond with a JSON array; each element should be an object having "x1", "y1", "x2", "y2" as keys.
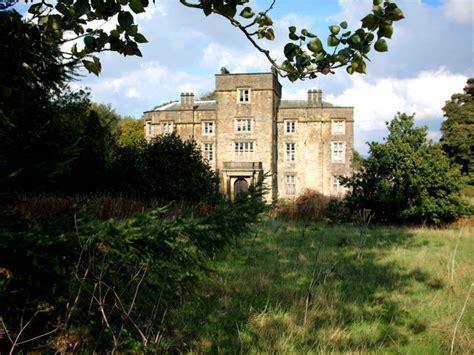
[{"x1": 237, "y1": 88, "x2": 250, "y2": 103}]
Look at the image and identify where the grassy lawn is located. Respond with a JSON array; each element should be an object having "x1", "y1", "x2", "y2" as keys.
[{"x1": 167, "y1": 219, "x2": 473, "y2": 354}]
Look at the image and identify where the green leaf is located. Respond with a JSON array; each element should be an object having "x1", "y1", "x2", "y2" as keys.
[
  {"x1": 365, "y1": 33, "x2": 375, "y2": 42},
  {"x1": 73, "y1": 0, "x2": 90, "y2": 17},
  {"x1": 361, "y1": 14, "x2": 377, "y2": 30},
  {"x1": 329, "y1": 25, "x2": 340, "y2": 35},
  {"x1": 28, "y1": 3, "x2": 43, "y2": 14},
  {"x1": 126, "y1": 24, "x2": 138, "y2": 36},
  {"x1": 350, "y1": 34, "x2": 361, "y2": 44},
  {"x1": 55, "y1": 2, "x2": 70, "y2": 15},
  {"x1": 84, "y1": 35, "x2": 96, "y2": 49},
  {"x1": 220, "y1": 4, "x2": 237, "y2": 18},
  {"x1": 47, "y1": 15, "x2": 62, "y2": 32},
  {"x1": 83, "y1": 57, "x2": 101, "y2": 75},
  {"x1": 289, "y1": 26, "x2": 297, "y2": 33},
  {"x1": 337, "y1": 54, "x2": 348, "y2": 65},
  {"x1": 373, "y1": 0, "x2": 382, "y2": 5},
  {"x1": 203, "y1": 6, "x2": 212, "y2": 16},
  {"x1": 265, "y1": 15, "x2": 274, "y2": 26},
  {"x1": 259, "y1": 14, "x2": 273, "y2": 26},
  {"x1": 134, "y1": 33, "x2": 148, "y2": 43},
  {"x1": 374, "y1": 38, "x2": 388, "y2": 52},
  {"x1": 355, "y1": 60, "x2": 366, "y2": 73},
  {"x1": 388, "y1": 7, "x2": 405, "y2": 21},
  {"x1": 327, "y1": 35, "x2": 340, "y2": 47},
  {"x1": 288, "y1": 72, "x2": 299, "y2": 82},
  {"x1": 240, "y1": 7, "x2": 255, "y2": 19},
  {"x1": 265, "y1": 29, "x2": 275, "y2": 41},
  {"x1": 307, "y1": 38, "x2": 323, "y2": 53},
  {"x1": 118, "y1": 11, "x2": 133, "y2": 30},
  {"x1": 379, "y1": 24, "x2": 393, "y2": 39},
  {"x1": 314, "y1": 52, "x2": 325, "y2": 62},
  {"x1": 281, "y1": 60, "x2": 293, "y2": 71},
  {"x1": 129, "y1": 0, "x2": 145, "y2": 14},
  {"x1": 110, "y1": 29, "x2": 120, "y2": 39},
  {"x1": 289, "y1": 32, "x2": 299, "y2": 41},
  {"x1": 346, "y1": 66, "x2": 354, "y2": 75},
  {"x1": 340, "y1": 21, "x2": 348, "y2": 29},
  {"x1": 284, "y1": 43, "x2": 298, "y2": 59}
]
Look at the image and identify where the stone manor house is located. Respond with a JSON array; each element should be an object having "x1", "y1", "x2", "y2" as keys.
[{"x1": 143, "y1": 70, "x2": 354, "y2": 200}]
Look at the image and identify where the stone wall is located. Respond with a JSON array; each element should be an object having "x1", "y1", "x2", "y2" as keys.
[{"x1": 143, "y1": 71, "x2": 354, "y2": 200}]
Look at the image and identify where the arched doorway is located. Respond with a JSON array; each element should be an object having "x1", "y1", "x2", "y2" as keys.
[{"x1": 234, "y1": 178, "x2": 249, "y2": 199}]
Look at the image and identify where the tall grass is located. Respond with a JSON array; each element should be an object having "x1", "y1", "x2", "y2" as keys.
[
  {"x1": 165, "y1": 220, "x2": 474, "y2": 353},
  {"x1": 12, "y1": 194, "x2": 217, "y2": 220}
]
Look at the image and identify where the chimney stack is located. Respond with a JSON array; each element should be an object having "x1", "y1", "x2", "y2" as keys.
[
  {"x1": 180, "y1": 92, "x2": 195, "y2": 109},
  {"x1": 308, "y1": 89, "x2": 322, "y2": 106}
]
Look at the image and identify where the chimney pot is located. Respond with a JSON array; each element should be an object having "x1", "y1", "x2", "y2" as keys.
[
  {"x1": 181, "y1": 92, "x2": 195, "y2": 108},
  {"x1": 308, "y1": 89, "x2": 322, "y2": 105}
]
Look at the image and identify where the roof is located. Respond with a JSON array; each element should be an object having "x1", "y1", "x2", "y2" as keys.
[
  {"x1": 146, "y1": 98, "x2": 351, "y2": 113},
  {"x1": 151, "y1": 100, "x2": 216, "y2": 112},
  {"x1": 279, "y1": 100, "x2": 336, "y2": 108}
]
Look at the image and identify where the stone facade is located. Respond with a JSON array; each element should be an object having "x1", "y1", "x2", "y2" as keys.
[{"x1": 143, "y1": 71, "x2": 354, "y2": 200}]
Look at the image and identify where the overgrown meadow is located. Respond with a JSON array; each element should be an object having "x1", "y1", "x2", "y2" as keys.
[{"x1": 168, "y1": 220, "x2": 473, "y2": 353}]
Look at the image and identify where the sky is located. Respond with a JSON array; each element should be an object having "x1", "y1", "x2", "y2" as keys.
[{"x1": 63, "y1": 0, "x2": 473, "y2": 154}]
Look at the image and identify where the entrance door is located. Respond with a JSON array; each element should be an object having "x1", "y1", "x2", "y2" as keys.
[{"x1": 234, "y1": 178, "x2": 249, "y2": 199}]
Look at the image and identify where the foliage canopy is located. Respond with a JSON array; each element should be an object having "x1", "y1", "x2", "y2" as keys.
[
  {"x1": 441, "y1": 78, "x2": 474, "y2": 177},
  {"x1": 342, "y1": 113, "x2": 468, "y2": 225}
]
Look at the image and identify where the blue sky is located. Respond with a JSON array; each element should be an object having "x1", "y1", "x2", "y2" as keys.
[{"x1": 19, "y1": 0, "x2": 473, "y2": 154}]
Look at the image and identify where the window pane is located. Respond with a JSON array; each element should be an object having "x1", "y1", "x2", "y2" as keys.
[
  {"x1": 285, "y1": 121, "x2": 296, "y2": 134},
  {"x1": 238, "y1": 89, "x2": 250, "y2": 103},
  {"x1": 286, "y1": 143, "x2": 296, "y2": 161},
  {"x1": 285, "y1": 175, "x2": 296, "y2": 195},
  {"x1": 202, "y1": 143, "x2": 213, "y2": 161},
  {"x1": 234, "y1": 141, "x2": 254, "y2": 161}
]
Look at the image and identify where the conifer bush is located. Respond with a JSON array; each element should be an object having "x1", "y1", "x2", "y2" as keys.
[{"x1": 0, "y1": 187, "x2": 265, "y2": 352}]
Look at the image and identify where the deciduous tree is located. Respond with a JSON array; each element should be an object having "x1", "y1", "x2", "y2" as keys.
[
  {"x1": 342, "y1": 113, "x2": 468, "y2": 225},
  {"x1": 441, "y1": 78, "x2": 474, "y2": 177}
]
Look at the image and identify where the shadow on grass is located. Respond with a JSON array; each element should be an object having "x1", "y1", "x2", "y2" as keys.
[{"x1": 166, "y1": 220, "x2": 442, "y2": 353}]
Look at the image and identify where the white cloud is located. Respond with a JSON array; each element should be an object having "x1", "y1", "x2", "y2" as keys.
[
  {"x1": 81, "y1": 61, "x2": 211, "y2": 116},
  {"x1": 126, "y1": 88, "x2": 139, "y2": 98},
  {"x1": 443, "y1": 0, "x2": 473, "y2": 23},
  {"x1": 201, "y1": 43, "x2": 269, "y2": 72},
  {"x1": 327, "y1": 68, "x2": 466, "y2": 131},
  {"x1": 333, "y1": 0, "x2": 473, "y2": 78},
  {"x1": 200, "y1": 12, "x2": 316, "y2": 73},
  {"x1": 325, "y1": 68, "x2": 467, "y2": 152}
]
